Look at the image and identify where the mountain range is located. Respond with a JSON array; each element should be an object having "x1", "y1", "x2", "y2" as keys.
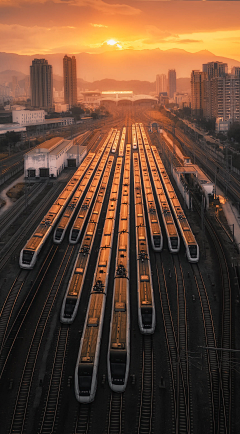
[{"x1": 0, "y1": 48, "x2": 240, "y2": 82}]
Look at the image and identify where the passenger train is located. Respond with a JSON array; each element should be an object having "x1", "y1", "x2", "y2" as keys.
[
  {"x1": 60, "y1": 156, "x2": 114, "y2": 323},
  {"x1": 133, "y1": 153, "x2": 155, "y2": 334},
  {"x1": 68, "y1": 130, "x2": 116, "y2": 244},
  {"x1": 107, "y1": 143, "x2": 131, "y2": 393},
  {"x1": 139, "y1": 124, "x2": 180, "y2": 253},
  {"x1": 136, "y1": 126, "x2": 163, "y2": 251},
  {"x1": 19, "y1": 151, "x2": 96, "y2": 269},
  {"x1": 75, "y1": 158, "x2": 123, "y2": 403},
  {"x1": 118, "y1": 127, "x2": 126, "y2": 157},
  {"x1": 152, "y1": 146, "x2": 199, "y2": 262},
  {"x1": 53, "y1": 144, "x2": 107, "y2": 244}
]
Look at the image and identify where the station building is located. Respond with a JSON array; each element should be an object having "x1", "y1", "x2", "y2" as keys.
[{"x1": 24, "y1": 136, "x2": 86, "y2": 178}]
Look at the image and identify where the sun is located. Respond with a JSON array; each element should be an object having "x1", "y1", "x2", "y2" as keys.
[
  {"x1": 107, "y1": 39, "x2": 117, "y2": 46},
  {"x1": 106, "y1": 39, "x2": 123, "y2": 49}
]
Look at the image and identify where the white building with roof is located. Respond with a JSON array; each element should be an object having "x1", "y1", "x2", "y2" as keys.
[
  {"x1": 24, "y1": 136, "x2": 86, "y2": 178},
  {"x1": 12, "y1": 109, "x2": 45, "y2": 126}
]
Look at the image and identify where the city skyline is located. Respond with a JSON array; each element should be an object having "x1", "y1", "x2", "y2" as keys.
[{"x1": 1, "y1": 0, "x2": 240, "y2": 64}]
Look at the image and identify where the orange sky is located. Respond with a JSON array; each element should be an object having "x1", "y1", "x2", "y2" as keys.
[{"x1": 1, "y1": 1, "x2": 240, "y2": 61}]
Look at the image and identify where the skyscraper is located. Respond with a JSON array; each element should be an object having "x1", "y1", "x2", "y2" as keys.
[
  {"x1": 63, "y1": 55, "x2": 77, "y2": 107},
  {"x1": 191, "y1": 70, "x2": 206, "y2": 117},
  {"x1": 156, "y1": 74, "x2": 167, "y2": 95},
  {"x1": 30, "y1": 59, "x2": 53, "y2": 109},
  {"x1": 168, "y1": 69, "x2": 176, "y2": 99}
]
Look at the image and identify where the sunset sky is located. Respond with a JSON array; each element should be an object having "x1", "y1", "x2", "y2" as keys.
[{"x1": 1, "y1": 1, "x2": 240, "y2": 61}]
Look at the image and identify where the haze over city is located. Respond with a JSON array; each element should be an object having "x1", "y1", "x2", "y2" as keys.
[{"x1": 1, "y1": 0, "x2": 240, "y2": 80}]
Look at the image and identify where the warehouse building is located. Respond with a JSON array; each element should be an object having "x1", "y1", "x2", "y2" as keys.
[{"x1": 24, "y1": 136, "x2": 86, "y2": 178}]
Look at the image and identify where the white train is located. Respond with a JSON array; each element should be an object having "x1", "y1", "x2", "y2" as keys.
[
  {"x1": 75, "y1": 158, "x2": 123, "y2": 403},
  {"x1": 60, "y1": 157, "x2": 114, "y2": 324},
  {"x1": 152, "y1": 146, "x2": 199, "y2": 262},
  {"x1": 107, "y1": 144, "x2": 131, "y2": 392},
  {"x1": 133, "y1": 153, "x2": 156, "y2": 334}
]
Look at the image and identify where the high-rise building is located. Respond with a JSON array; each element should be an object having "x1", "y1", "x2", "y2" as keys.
[
  {"x1": 63, "y1": 55, "x2": 77, "y2": 107},
  {"x1": 156, "y1": 74, "x2": 167, "y2": 95},
  {"x1": 12, "y1": 76, "x2": 18, "y2": 98},
  {"x1": 191, "y1": 61, "x2": 240, "y2": 123},
  {"x1": 30, "y1": 59, "x2": 53, "y2": 109},
  {"x1": 190, "y1": 70, "x2": 206, "y2": 117},
  {"x1": 203, "y1": 61, "x2": 228, "y2": 80},
  {"x1": 168, "y1": 69, "x2": 176, "y2": 99}
]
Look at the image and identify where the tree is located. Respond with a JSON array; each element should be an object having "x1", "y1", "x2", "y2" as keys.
[{"x1": 227, "y1": 122, "x2": 240, "y2": 144}]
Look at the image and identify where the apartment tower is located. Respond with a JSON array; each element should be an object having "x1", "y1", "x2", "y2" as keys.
[
  {"x1": 190, "y1": 70, "x2": 206, "y2": 117},
  {"x1": 30, "y1": 59, "x2": 53, "y2": 109},
  {"x1": 156, "y1": 74, "x2": 167, "y2": 95},
  {"x1": 168, "y1": 69, "x2": 176, "y2": 99},
  {"x1": 63, "y1": 55, "x2": 77, "y2": 107}
]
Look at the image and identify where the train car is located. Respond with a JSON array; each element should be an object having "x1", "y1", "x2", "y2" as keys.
[
  {"x1": 112, "y1": 130, "x2": 120, "y2": 153},
  {"x1": 107, "y1": 144, "x2": 131, "y2": 392},
  {"x1": 68, "y1": 132, "x2": 115, "y2": 244},
  {"x1": 60, "y1": 157, "x2": 114, "y2": 324},
  {"x1": 19, "y1": 151, "x2": 95, "y2": 269},
  {"x1": 133, "y1": 153, "x2": 155, "y2": 334},
  {"x1": 143, "y1": 140, "x2": 180, "y2": 253},
  {"x1": 137, "y1": 128, "x2": 163, "y2": 252},
  {"x1": 53, "y1": 129, "x2": 115, "y2": 244},
  {"x1": 152, "y1": 146, "x2": 199, "y2": 262},
  {"x1": 118, "y1": 127, "x2": 126, "y2": 157},
  {"x1": 75, "y1": 158, "x2": 123, "y2": 403},
  {"x1": 132, "y1": 124, "x2": 137, "y2": 150}
]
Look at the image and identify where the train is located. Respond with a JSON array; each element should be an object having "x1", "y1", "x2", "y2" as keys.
[
  {"x1": 137, "y1": 125, "x2": 163, "y2": 251},
  {"x1": 53, "y1": 145, "x2": 106, "y2": 244},
  {"x1": 60, "y1": 156, "x2": 114, "y2": 324},
  {"x1": 107, "y1": 143, "x2": 131, "y2": 392},
  {"x1": 68, "y1": 130, "x2": 116, "y2": 244},
  {"x1": 132, "y1": 124, "x2": 137, "y2": 150},
  {"x1": 133, "y1": 153, "x2": 156, "y2": 334},
  {"x1": 139, "y1": 123, "x2": 180, "y2": 253},
  {"x1": 111, "y1": 129, "x2": 120, "y2": 153},
  {"x1": 75, "y1": 157, "x2": 123, "y2": 403},
  {"x1": 19, "y1": 151, "x2": 96, "y2": 269},
  {"x1": 118, "y1": 127, "x2": 126, "y2": 157},
  {"x1": 152, "y1": 146, "x2": 199, "y2": 262}
]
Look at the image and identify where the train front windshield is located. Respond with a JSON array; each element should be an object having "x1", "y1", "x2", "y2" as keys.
[
  {"x1": 78, "y1": 364, "x2": 93, "y2": 395},
  {"x1": 141, "y1": 307, "x2": 152, "y2": 328},
  {"x1": 64, "y1": 297, "x2": 77, "y2": 318},
  {"x1": 170, "y1": 237, "x2": 178, "y2": 249},
  {"x1": 22, "y1": 250, "x2": 34, "y2": 265},
  {"x1": 153, "y1": 235, "x2": 161, "y2": 248},
  {"x1": 110, "y1": 350, "x2": 127, "y2": 384},
  {"x1": 71, "y1": 229, "x2": 79, "y2": 241},
  {"x1": 189, "y1": 245, "x2": 198, "y2": 258}
]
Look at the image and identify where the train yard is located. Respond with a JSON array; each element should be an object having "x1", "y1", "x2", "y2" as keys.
[{"x1": 0, "y1": 109, "x2": 239, "y2": 434}]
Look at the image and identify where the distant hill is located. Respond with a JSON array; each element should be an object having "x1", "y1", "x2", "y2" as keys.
[
  {"x1": 0, "y1": 69, "x2": 27, "y2": 84},
  {"x1": 0, "y1": 49, "x2": 240, "y2": 82},
  {"x1": 0, "y1": 71, "x2": 190, "y2": 95}
]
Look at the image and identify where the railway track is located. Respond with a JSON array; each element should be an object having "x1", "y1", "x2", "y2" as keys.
[
  {"x1": 38, "y1": 325, "x2": 69, "y2": 434},
  {"x1": 155, "y1": 254, "x2": 191, "y2": 433},
  {"x1": 8, "y1": 245, "x2": 74, "y2": 434},
  {"x1": 137, "y1": 335, "x2": 154, "y2": 434},
  {"x1": 0, "y1": 182, "x2": 45, "y2": 235},
  {"x1": 74, "y1": 404, "x2": 92, "y2": 434},
  {"x1": 107, "y1": 392, "x2": 124, "y2": 434},
  {"x1": 0, "y1": 181, "x2": 64, "y2": 271},
  {"x1": 0, "y1": 245, "x2": 58, "y2": 379}
]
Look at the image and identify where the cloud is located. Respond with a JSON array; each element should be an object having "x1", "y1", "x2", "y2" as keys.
[
  {"x1": 90, "y1": 23, "x2": 108, "y2": 28},
  {"x1": 0, "y1": 0, "x2": 141, "y2": 15}
]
